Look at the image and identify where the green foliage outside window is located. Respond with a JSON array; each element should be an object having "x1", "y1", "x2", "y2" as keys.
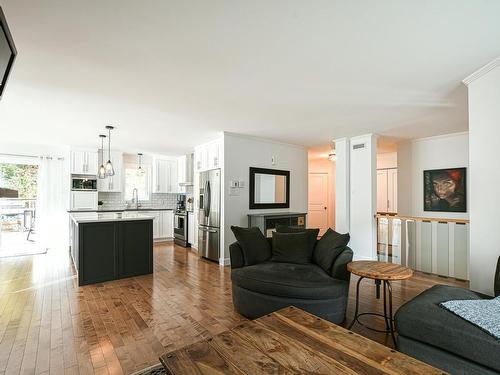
[{"x1": 0, "y1": 164, "x2": 38, "y2": 199}]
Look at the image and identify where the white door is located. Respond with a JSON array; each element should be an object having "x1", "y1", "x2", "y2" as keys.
[
  {"x1": 388, "y1": 169, "x2": 398, "y2": 213},
  {"x1": 377, "y1": 170, "x2": 388, "y2": 213},
  {"x1": 308, "y1": 173, "x2": 329, "y2": 236}
]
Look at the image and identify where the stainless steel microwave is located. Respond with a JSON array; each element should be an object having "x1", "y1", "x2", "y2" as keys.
[{"x1": 71, "y1": 176, "x2": 97, "y2": 191}]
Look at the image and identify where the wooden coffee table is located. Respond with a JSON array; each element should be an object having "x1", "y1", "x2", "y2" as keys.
[
  {"x1": 347, "y1": 260, "x2": 413, "y2": 345},
  {"x1": 160, "y1": 306, "x2": 445, "y2": 374}
]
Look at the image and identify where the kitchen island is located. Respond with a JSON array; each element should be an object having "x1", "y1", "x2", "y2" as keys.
[{"x1": 69, "y1": 212, "x2": 154, "y2": 286}]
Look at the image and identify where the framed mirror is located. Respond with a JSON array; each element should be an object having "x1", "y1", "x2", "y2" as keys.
[{"x1": 249, "y1": 167, "x2": 290, "y2": 209}]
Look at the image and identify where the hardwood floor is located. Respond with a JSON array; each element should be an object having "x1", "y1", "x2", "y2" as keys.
[{"x1": 0, "y1": 242, "x2": 468, "y2": 375}]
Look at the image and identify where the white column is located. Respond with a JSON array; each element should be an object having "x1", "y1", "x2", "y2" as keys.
[
  {"x1": 334, "y1": 138, "x2": 350, "y2": 233},
  {"x1": 349, "y1": 134, "x2": 378, "y2": 260},
  {"x1": 465, "y1": 61, "x2": 500, "y2": 296}
]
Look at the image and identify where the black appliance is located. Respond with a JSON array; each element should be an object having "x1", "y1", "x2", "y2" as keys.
[
  {"x1": 0, "y1": 7, "x2": 17, "y2": 100},
  {"x1": 174, "y1": 211, "x2": 189, "y2": 247},
  {"x1": 176, "y1": 194, "x2": 186, "y2": 212},
  {"x1": 71, "y1": 176, "x2": 97, "y2": 191}
]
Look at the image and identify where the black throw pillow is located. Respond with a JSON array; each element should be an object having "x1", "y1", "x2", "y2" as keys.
[
  {"x1": 231, "y1": 226, "x2": 271, "y2": 266},
  {"x1": 271, "y1": 231, "x2": 311, "y2": 264},
  {"x1": 275, "y1": 225, "x2": 319, "y2": 256},
  {"x1": 313, "y1": 228, "x2": 350, "y2": 273}
]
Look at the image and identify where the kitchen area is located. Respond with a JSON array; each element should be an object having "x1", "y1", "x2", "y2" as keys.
[
  {"x1": 69, "y1": 149, "x2": 196, "y2": 246},
  {"x1": 67, "y1": 131, "x2": 225, "y2": 285}
]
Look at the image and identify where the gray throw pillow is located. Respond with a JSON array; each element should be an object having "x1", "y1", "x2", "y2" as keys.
[
  {"x1": 313, "y1": 228, "x2": 350, "y2": 273},
  {"x1": 271, "y1": 231, "x2": 311, "y2": 264},
  {"x1": 231, "y1": 226, "x2": 271, "y2": 266},
  {"x1": 275, "y1": 225, "x2": 319, "y2": 257}
]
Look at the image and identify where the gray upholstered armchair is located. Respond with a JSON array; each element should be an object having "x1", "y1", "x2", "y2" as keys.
[{"x1": 229, "y1": 238, "x2": 353, "y2": 324}]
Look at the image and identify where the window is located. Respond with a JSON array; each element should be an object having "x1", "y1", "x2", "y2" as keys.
[{"x1": 124, "y1": 163, "x2": 151, "y2": 201}]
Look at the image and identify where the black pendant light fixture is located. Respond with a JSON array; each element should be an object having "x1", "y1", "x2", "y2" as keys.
[
  {"x1": 98, "y1": 134, "x2": 107, "y2": 179},
  {"x1": 105, "y1": 125, "x2": 115, "y2": 176},
  {"x1": 137, "y1": 153, "x2": 145, "y2": 176}
]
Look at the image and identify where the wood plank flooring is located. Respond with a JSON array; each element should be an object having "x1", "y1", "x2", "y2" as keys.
[{"x1": 0, "y1": 242, "x2": 468, "y2": 375}]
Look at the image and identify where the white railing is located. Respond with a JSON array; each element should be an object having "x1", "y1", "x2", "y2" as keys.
[{"x1": 376, "y1": 214, "x2": 469, "y2": 280}]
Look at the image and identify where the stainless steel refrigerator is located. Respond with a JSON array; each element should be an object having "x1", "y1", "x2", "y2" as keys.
[{"x1": 198, "y1": 169, "x2": 221, "y2": 261}]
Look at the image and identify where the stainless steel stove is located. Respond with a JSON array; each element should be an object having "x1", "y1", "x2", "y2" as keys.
[{"x1": 174, "y1": 210, "x2": 189, "y2": 247}]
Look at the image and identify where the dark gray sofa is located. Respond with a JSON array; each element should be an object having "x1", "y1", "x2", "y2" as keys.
[
  {"x1": 229, "y1": 240, "x2": 353, "y2": 324},
  {"x1": 395, "y1": 257, "x2": 500, "y2": 375}
]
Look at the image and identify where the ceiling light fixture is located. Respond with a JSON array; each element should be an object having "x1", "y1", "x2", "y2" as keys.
[
  {"x1": 105, "y1": 125, "x2": 115, "y2": 176},
  {"x1": 137, "y1": 153, "x2": 145, "y2": 176},
  {"x1": 98, "y1": 134, "x2": 107, "y2": 179}
]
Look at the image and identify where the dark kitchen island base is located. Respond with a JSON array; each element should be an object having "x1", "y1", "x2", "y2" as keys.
[{"x1": 70, "y1": 214, "x2": 153, "y2": 286}]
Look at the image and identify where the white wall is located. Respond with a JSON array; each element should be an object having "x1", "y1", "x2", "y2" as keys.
[
  {"x1": 349, "y1": 134, "x2": 377, "y2": 260},
  {"x1": 397, "y1": 132, "x2": 469, "y2": 220},
  {"x1": 334, "y1": 138, "x2": 350, "y2": 233},
  {"x1": 223, "y1": 133, "x2": 308, "y2": 263},
  {"x1": 377, "y1": 152, "x2": 397, "y2": 169},
  {"x1": 467, "y1": 62, "x2": 500, "y2": 296}
]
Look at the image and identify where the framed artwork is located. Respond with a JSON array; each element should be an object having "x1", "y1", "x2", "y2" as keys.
[{"x1": 424, "y1": 168, "x2": 466, "y2": 212}]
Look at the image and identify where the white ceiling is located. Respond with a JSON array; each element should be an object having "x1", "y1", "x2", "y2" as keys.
[{"x1": 1, "y1": 0, "x2": 499, "y2": 155}]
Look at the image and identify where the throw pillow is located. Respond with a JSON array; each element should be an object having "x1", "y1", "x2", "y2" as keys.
[
  {"x1": 313, "y1": 228, "x2": 350, "y2": 273},
  {"x1": 271, "y1": 231, "x2": 311, "y2": 264},
  {"x1": 275, "y1": 225, "x2": 319, "y2": 256},
  {"x1": 230, "y1": 226, "x2": 271, "y2": 266}
]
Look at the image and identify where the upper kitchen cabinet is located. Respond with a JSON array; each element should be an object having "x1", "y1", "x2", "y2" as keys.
[
  {"x1": 97, "y1": 151, "x2": 123, "y2": 192},
  {"x1": 177, "y1": 154, "x2": 194, "y2": 193},
  {"x1": 194, "y1": 140, "x2": 221, "y2": 172},
  {"x1": 153, "y1": 157, "x2": 178, "y2": 193},
  {"x1": 71, "y1": 150, "x2": 99, "y2": 175}
]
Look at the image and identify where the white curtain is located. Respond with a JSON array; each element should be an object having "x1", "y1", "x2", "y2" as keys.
[{"x1": 36, "y1": 157, "x2": 67, "y2": 250}]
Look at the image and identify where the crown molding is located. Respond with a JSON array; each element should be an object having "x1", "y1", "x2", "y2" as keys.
[{"x1": 462, "y1": 57, "x2": 500, "y2": 86}]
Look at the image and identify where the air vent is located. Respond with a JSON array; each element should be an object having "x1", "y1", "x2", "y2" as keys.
[{"x1": 352, "y1": 143, "x2": 366, "y2": 150}]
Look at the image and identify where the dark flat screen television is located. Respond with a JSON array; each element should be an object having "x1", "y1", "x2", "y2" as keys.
[{"x1": 0, "y1": 7, "x2": 17, "y2": 100}]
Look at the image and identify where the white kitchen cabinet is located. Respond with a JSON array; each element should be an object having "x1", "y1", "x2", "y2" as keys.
[
  {"x1": 161, "y1": 211, "x2": 174, "y2": 238},
  {"x1": 71, "y1": 150, "x2": 99, "y2": 175},
  {"x1": 377, "y1": 168, "x2": 398, "y2": 214},
  {"x1": 194, "y1": 140, "x2": 221, "y2": 172},
  {"x1": 168, "y1": 160, "x2": 178, "y2": 193},
  {"x1": 188, "y1": 212, "x2": 195, "y2": 245},
  {"x1": 144, "y1": 210, "x2": 173, "y2": 240},
  {"x1": 153, "y1": 158, "x2": 179, "y2": 193},
  {"x1": 70, "y1": 191, "x2": 98, "y2": 210},
  {"x1": 97, "y1": 151, "x2": 122, "y2": 192}
]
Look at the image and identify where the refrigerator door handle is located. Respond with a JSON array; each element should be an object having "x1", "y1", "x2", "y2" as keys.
[{"x1": 206, "y1": 180, "x2": 211, "y2": 219}]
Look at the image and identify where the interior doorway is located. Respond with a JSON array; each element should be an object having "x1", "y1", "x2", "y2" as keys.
[
  {"x1": 308, "y1": 173, "x2": 329, "y2": 235},
  {"x1": 308, "y1": 145, "x2": 336, "y2": 235},
  {"x1": 0, "y1": 157, "x2": 41, "y2": 257}
]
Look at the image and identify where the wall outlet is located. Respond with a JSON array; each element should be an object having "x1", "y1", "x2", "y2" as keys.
[{"x1": 230, "y1": 180, "x2": 238, "y2": 188}]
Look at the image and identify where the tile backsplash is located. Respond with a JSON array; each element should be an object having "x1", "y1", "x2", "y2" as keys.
[
  {"x1": 98, "y1": 186, "x2": 194, "y2": 211},
  {"x1": 98, "y1": 192, "x2": 178, "y2": 210}
]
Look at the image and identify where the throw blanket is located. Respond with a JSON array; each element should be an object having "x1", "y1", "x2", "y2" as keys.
[{"x1": 440, "y1": 296, "x2": 500, "y2": 340}]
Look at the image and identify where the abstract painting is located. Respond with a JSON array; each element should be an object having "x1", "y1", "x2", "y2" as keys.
[{"x1": 424, "y1": 168, "x2": 466, "y2": 212}]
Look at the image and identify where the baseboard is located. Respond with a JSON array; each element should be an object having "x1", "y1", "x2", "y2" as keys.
[
  {"x1": 219, "y1": 257, "x2": 230, "y2": 266},
  {"x1": 353, "y1": 254, "x2": 377, "y2": 261}
]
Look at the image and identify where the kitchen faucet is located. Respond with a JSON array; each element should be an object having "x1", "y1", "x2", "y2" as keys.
[{"x1": 132, "y1": 188, "x2": 141, "y2": 210}]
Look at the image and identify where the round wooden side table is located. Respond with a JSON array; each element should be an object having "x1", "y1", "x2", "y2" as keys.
[{"x1": 347, "y1": 260, "x2": 413, "y2": 345}]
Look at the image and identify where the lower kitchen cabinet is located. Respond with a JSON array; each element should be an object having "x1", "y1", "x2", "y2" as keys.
[
  {"x1": 119, "y1": 221, "x2": 154, "y2": 278},
  {"x1": 144, "y1": 210, "x2": 174, "y2": 240},
  {"x1": 188, "y1": 212, "x2": 195, "y2": 245}
]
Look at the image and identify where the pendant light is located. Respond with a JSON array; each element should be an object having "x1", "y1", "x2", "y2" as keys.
[
  {"x1": 137, "y1": 153, "x2": 145, "y2": 176},
  {"x1": 105, "y1": 125, "x2": 115, "y2": 176},
  {"x1": 98, "y1": 134, "x2": 107, "y2": 179}
]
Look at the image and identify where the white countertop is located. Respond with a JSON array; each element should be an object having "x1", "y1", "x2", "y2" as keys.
[{"x1": 70, "y1": 212, "x2": 155, "y2": 224}]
